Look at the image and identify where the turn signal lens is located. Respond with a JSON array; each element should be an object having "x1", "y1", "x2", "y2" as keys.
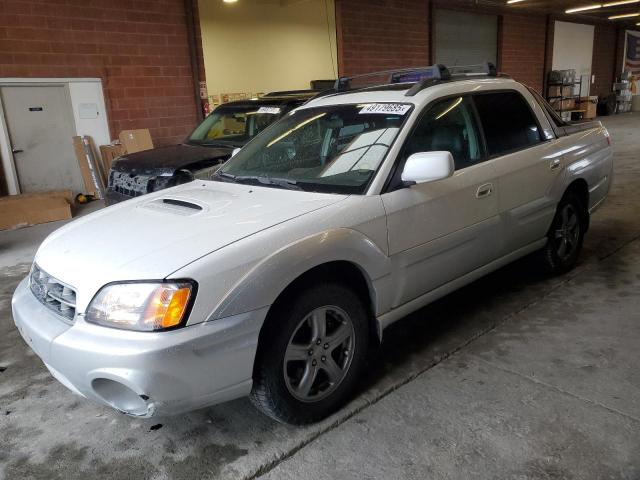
[
  {"x1": 86, "y1": 281, "x2": 196, "y2": 331},
  {"x1": 144, "y1": 286, "x2": 192, "y2": 329}
]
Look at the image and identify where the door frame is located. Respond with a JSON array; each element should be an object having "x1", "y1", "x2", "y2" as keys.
[{"x1": 0, "y1": 78, "x2": 107, "y2": 195}]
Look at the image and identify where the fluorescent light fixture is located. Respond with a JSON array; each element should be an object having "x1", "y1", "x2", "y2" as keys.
[
  {"x1": 608, "y1": 11, "x2": 640, "y2": 17},
  {"x1": 507, "y1": 0, "x2": 527, "y2": 4},
  {"x1": 566, "y1": 4, "x2": 602, "y2": 13},
  {"x1": 223, "y1": 0, "x2": 238, "y2": 3},
  {"x1": 566, "y1": 0, "x2": 640, "y2": 13},
  {"x1": 604, "y1": 0, "x2": 640, "y2": 6}
]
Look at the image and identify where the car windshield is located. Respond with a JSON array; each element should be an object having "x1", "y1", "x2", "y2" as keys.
[
  {"x1": 187, "y1": 104, "x2": 285, "y2": 147},
  {"x1": 217, "y1": 103, "x2": 412, "y2": 194}
]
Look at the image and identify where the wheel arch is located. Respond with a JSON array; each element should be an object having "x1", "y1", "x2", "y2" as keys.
[
  {"x1": 210, "y1": 228, "x2": 390, "y2": 325},
  {"x1": 251, "y1": 259, "x2": 381, "y2": 382},
  {"x1": 564, "y1": 178, "x2": 590, "y2": 230}
]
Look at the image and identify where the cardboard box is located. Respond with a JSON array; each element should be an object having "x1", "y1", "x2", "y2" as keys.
[
  {"x1": 119, "y1": 129, "x2": 153, "y2": 154},
  {"x1": 578, "y1": 96, "x2": 598, "y2": 119},
  {"x1": 0, "y1": 190, "x2": 72, "y2": 231},
  {"x1": 548, "y1": 85, "x2": 574, "y2": 98},
  {"x1": 73, "y1": 136, "x2": 105, "y2": 198},
  {"x1": 550, "y1": 98, "x2": 576, "y2": 111},
  {"x1": 99, "y1": 144, "x2": 126, "y2": 175}
]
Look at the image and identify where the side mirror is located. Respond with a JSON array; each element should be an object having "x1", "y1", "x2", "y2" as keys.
[
  {"x1": 231, "y1": 147, "x2": 241, "y2": 158},
  {"x1": 401, "y1": 151, "x2": 455, "y2": 185}
]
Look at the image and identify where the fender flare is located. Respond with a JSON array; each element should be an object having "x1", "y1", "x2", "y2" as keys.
[{"x1": 209, "y1": 228, "x2": 391, "y2": 320}]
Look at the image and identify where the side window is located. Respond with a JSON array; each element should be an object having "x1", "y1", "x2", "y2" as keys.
[
  {"x1": 404, "y1": 96, "x2": 483, "y2": 171},
  {"x1": 473, "y1": 91, "x2": 543, "y2": 156}
]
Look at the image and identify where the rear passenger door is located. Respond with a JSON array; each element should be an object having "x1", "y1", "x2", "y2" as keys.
[
  {"x1": 382, "y1": 96, "x2": 501, "y2": 309},
  {"x1": 472, "y1": 90, "x2": 563, "y2": 255}
]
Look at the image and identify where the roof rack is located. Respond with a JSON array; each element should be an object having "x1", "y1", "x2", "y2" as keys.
[
  {"x1": 332, "y1": 62, "x2": 503, "y2": 97},
  {"x1": 335, "y1": 65, "x2": 451, "y2": 91},
  {"x1": 405, "y1": 62, "x2": 500, "y2": 97}
]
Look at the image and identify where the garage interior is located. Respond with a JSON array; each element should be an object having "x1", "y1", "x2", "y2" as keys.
[{"x1": 1, "y1": 0, "x2": 639, "y2": 478}]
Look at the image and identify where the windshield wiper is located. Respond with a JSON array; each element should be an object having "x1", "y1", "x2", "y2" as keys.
[
  {"x1": 215, "y1": 172, "x2": 302, "y2": 191},
  {"x1": 200, "y1": 141, "x2": 238, "y2": 148}
]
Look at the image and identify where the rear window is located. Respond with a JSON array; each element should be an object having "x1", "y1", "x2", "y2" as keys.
[
  {"x1": 527, "y1": 86, "x2": 567, "y2": 129},
  {"x1": 473, "y1": 91, "x2": 543, "y2": 157}
]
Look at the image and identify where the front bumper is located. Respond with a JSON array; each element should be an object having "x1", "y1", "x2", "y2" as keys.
[{"x1": 12, "y1": 278, "x2": 267, "y2": 417}]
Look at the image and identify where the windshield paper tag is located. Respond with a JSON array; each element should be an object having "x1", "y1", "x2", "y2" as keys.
[
  {"x1": 257, "y1": 107, "x2": 282, "y2": 114},
  {"x1": 359, "y1": 104, "x2": 411, "y2": 115}
]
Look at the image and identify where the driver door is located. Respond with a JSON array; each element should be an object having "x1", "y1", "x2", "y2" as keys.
[{"x1": 381, "y1": 96, "x2": 501, "y2": 309}]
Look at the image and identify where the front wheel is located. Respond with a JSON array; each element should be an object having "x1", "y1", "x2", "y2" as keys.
[
  {"x1": 540, "y1": 192, "x2": 587, "y2": 274},
  {"x1": 250, "y1": 281, "x2": 369, "y2": 424}
]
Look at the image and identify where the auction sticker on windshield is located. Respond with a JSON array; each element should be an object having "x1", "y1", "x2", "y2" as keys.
[
  {"x1": 257, "y1": 107, "x2": 282, "y2": 114},
  {"x1": 359, "y1": 103, "x2": 411, "y2": 115}
]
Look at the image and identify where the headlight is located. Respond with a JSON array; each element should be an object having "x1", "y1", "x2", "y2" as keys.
[{"x1": 85, "y1": 281, "x2": 196, "y2": 331}]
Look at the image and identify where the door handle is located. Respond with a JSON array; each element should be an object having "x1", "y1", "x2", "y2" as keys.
[
  {"x1": 550, "y1": 158, "x2": 561, "y2": 170},
  {"x1": 11, "y1": 148, "x2": 24, "y2": 154},
  {"x1": 476, "y1": 183, "x2": 493, "y2": 199}
]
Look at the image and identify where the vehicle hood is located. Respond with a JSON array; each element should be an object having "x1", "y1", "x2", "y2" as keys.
[
  {"x1": 111, "y1": 144, "x2": 233, "y2": 175},
  {"x1": 35, "y1": 182, "x2": 347, "y2": 310}
]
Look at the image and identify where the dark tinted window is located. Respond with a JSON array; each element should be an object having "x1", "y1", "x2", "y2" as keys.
[
  {"x1": 404, "y1": 96, "x2": 483, "y2": 171},
  {"x1": 473, "y1": 91, "x2": 542, "y2": 156}
]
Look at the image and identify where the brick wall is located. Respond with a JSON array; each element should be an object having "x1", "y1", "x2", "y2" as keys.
[
  {"x1": 336, "y1": 0, "x2": 429, "y2": 76},
  {"x1": 0, "y1": 0, "x2": 201, "y2": 147},
  {"x1": 337, "y1": 1, "x2": 620, "y2": 99},
  {"x1": 500, "y1": 13, "x2": 547, "y2": 93}
]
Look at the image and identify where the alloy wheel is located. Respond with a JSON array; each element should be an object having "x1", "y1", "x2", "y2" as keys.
[
  {"x1": 554, "y1": 203, "x2": 581, "y2": 261},
  {"x1": 283, "y1": 306, "x2": 355, "y2": 403}
]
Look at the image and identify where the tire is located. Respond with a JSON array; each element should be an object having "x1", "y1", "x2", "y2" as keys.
[
  {"x1": 250, "y1": 281, "x2": 370, "y2": 425},
  {"x1": 539, "y1": 191, "x2": 587, "y2": 275}
]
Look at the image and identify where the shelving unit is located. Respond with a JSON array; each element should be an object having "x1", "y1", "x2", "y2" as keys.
[
  {"x1": 614, "y1": 71, "x2": 632, "y2": 113},
  {"x1": 546, "y1": 76, "x2": 583, "y2": 121}
]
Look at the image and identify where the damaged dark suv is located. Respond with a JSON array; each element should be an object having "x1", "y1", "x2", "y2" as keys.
[{"x1": 105, "y1": 90, "x2": 320, "y2": 204}]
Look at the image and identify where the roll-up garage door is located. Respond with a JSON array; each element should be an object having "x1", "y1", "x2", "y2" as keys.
[{"x1": 434, "y1": 10, "x2": 498, "y2": 67}]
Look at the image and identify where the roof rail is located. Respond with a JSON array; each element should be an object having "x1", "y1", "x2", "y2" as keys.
[
  {"x1": 405, "y1": 62, "x2": 500, "y2": 97},
  {"x1": 263, "y1": 89, "x2": 320, "y2": 97},
  {"x1": 334, "y1": 64, "x2": 451, "y2": 91}
]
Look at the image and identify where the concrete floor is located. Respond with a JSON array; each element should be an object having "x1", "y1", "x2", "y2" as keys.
[{"x1": 1, "y1": 113, "x2": 639, "y2": 480}]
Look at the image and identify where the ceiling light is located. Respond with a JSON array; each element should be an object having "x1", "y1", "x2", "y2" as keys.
[
  {"x1": 506, "y1": 0, "x2": 527, "y2": 3},
  {"x1": 566, "y1": 4, "x2": 602, "y2": 13},
  {"x1": 223, "y1": 0, "x2": 238, "y2": 3},
  {"x1": 566, "y1": 0, "x2": 640, "y2": 13},
  {"x1": 608, "y1": 12, "x2": 640, "y2": 18},
  {"x1": 603, "y1": 0, "x2": 640, "y2": 6}
]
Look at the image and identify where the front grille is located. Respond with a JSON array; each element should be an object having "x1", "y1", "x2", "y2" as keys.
[
  {"x1": 29, "y1": 265, "x2": 77, "y2": 322},
  {"x1": 109, "y1": 171, "x2": 152, "y2": 198}
]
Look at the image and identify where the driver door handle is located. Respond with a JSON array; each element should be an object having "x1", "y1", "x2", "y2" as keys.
[
  {"x1": 476, "y1": 183, "x2": 493, "y2": 199},
  {"x1": 12, "y1": 148, "x2": 24, "y2": 154},
  {"x1": 550, "y1": 158, "x2": 561, "y2": 170}
]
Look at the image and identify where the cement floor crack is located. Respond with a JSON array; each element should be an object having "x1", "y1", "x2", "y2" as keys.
[{"x1": 474, "y1": 356, "x2": 640, "y2": 425}]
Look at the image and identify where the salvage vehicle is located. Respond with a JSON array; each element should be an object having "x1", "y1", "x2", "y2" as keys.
[
  {"x1": 105, "y1": 90, "x2": 319, "y2": 204},
  {"x1": 13, "y1": 64, "x2": 613, "y2": 424}
]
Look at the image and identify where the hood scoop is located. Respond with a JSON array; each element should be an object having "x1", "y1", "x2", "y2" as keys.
[
  {"x1": 162, "y1": 198, "x2": 203, "y2": 210},
  {"x1": 141, "y1": 197, "x2": 206, "y2": 216}
]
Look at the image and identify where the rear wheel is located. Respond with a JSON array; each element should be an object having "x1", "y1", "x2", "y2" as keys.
[
  {"x1": 540, "y1": 192, "x2": 587, "y2": 274},
  {"x1": 250, "y1": 281, "x2": 369, "y2": 424}
]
